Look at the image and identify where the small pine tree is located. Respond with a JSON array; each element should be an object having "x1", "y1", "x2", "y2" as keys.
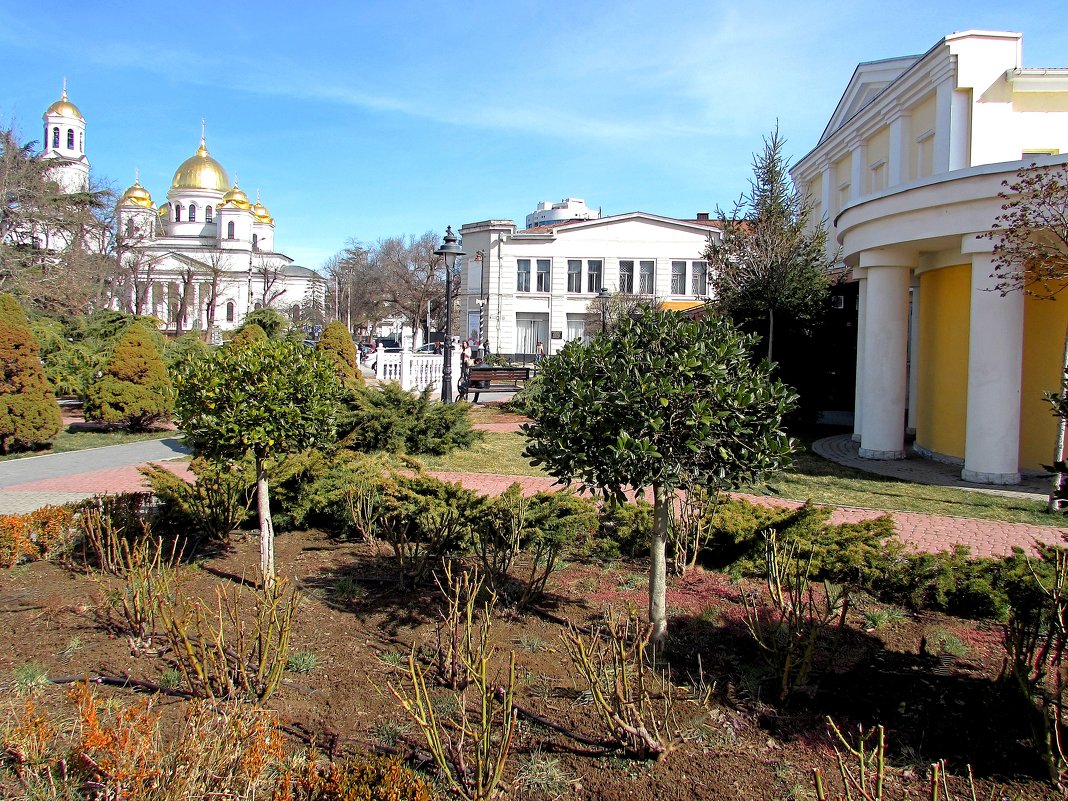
[
  {"x1": 84, "y1": 322, "x2": 173, "y2": 431},
  {"x1": 317, "y1": 321, "x2": 362, "y2": 386},
  {"x1": 0, "y1": 294, "x2": 62, "y2": 453}
]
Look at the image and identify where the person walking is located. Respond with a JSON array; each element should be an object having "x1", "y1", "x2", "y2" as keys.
[
  {"x1": 460, "y1": 341, "x2": 473, "y2": 380},
  {"x1": 534, "y1": 341, "x2": 545, "y2": 368}
]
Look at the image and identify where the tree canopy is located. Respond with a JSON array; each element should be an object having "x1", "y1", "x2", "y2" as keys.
[
  {"x1": 174, "y1": 338, "x2": 340, "y2": 583},
  {"x1": 706, "y1": 127, "x2": 837, "y2": 361},
  {"x1": 523, "y1": 307, "x2": 796, "y2": 643}
]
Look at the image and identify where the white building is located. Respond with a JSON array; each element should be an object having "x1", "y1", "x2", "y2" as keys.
[
  {"x1": 34, "y1": 87, "x2": 321, "y2": 335},
  {"x1": 458, "y1": 211, "x2": 720, "y2": 359},
  {"x1": 524, "y1": 198, "x2": 600, "y2": 229},
  {"x1": 114, "y1": 125, "x2": 322, "y2": 334},
  {"x1": 791, "y1": 31, "x2": 1068, "y2": 483}
]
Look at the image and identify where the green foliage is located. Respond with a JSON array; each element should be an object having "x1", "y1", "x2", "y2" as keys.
[
  {"x1": 280, "y1": 450, "x2": 389, "y2": 537},
  {"x1": 237, "y1": 307, "x2": 290, "y2": 339},
  {"x1": 0, "y1": 293, "x2": 62, "y2": 452},
  {"x1": 340, "y1": 383, "x2": 479, "y2": 456},
  {"x1": 593, "y1": 499, "x2": 654, "y2": 560},
  {"x1": 318, "y1": 321, "x2": 362, "y2": 387},
  {"x1": 175, "y1": 337, "x2": 340, "y2": 464},
  {"x1": 139, "y1": 457, "x2": 253, "y2": 544},
  {"x1": 499, "y1": 373, "x2": 543, "y2": 415},
  {"x1": 163, "y1": 331, "x2": 209, "y2": 371},
  {"x1": 524, "y1": 308, "x2": 796, "y2": 501},
  {"x1": 378, "y1": 473, "x2": 485, "y2": 586},
  {"x1": 472, "y1": 484, "x2": 599, "y2": 606},
  {"x1": 83, "y1": 322, "x2": 173, "y2": 431},
  {"x1": 229, "y1": 323, "x2": 267, "y2": 348}
]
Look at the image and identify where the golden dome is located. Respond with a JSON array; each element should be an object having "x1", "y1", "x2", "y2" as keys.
[
  {"x1": 252, "y1": 201, "x2": 273, "y2": 224},
  {"x1": 171, "y1": 142, "x2": 229, "y2": 191},
  {"x1": 46, "y1": 89, "x2": 83, "y2": 121},
  {"x1": 220, "y1": 184, "x2": 251, "y2": 210},
  {"x1": 158, "y1": 203, "x2": 169, "y2": 218},
  {"x1": 119, "y1": 180, "x2": 154, "y2": 209}
]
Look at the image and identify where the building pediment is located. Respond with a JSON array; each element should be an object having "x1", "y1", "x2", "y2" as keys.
[
  {"x1": 820, "y1": 55, "x2": 922, "y2": 144},
  {"x1": 518, "y1": 211, "x2": 719, "y2": 239}
]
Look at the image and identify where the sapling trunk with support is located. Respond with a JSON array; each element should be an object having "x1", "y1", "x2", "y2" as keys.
[
  {"x1": 255, "y1": 453, "x2": 275, "y2": 589},
  {"x1": 649, "y1": 483, "x2": 671, "y2": 649}
]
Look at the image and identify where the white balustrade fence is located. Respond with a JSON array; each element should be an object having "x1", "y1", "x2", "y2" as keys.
[{"x1": 371, "y1": 344, "x2": 461, "y2": 396}]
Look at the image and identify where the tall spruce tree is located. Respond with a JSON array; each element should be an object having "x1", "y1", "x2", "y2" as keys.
[
  {"x1": 0, "y1": 293, "x2": 62, "y2": 453},
  {"x1": 83, "y1": 322, "x2": 173, "y2": 430},
  {"x1": 706, "y1": 127, "x2": 837, "y2": 362}
]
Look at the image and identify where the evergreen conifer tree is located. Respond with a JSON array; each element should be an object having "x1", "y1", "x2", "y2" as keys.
[
  {"x1": 317, "y1": 321, "x2": 362, "y2": 386},
  {"x1": 84, "y1": 322, "x2": 173, "y2": 430},
  {"x1": 229, "y1": 323, "x2": 268, "y2": 348},
  {"x1": 0, "y1": 293, "x2": 62, "y2": 453}
]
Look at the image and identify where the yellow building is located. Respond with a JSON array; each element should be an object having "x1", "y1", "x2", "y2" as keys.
[{"x1": 791, "y1": 31, "x2": 1068, "y2": 484}]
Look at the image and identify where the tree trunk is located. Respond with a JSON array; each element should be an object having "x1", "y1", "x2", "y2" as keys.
[
  {"x1": 256, "y1": 455, "x2": 276, "y2": 589},
  {"x1": 1051, "y1": 325, "x2": 1068, "y2": 513},
  {"x1": 649, "y1": 483, "x2": 671, "y2": 649}
]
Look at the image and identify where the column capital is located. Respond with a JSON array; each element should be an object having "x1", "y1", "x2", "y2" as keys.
[{"x1": 859, "y1": 247, "x2": 916, "y2": 269}]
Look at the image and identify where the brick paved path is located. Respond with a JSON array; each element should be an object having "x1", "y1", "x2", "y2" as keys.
[{"x1": 1, "y1": 433, "x2": 1065, "y2": 558}]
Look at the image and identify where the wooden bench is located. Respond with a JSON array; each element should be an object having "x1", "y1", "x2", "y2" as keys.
[{"x1": 458, "y1": 367, "x2": 531, "y2": 402}]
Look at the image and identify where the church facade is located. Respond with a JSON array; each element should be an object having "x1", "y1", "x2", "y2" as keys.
[{"x1": 41, "y1": 88, "x2": 322, "y2": 334}]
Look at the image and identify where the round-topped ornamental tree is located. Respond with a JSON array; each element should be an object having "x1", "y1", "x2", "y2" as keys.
[
  {"x1": 523, "y1": 307, "x2": 796, "y2": 647},
  {"x1": 174, "y1": 337, "x2": 340, "y2": 586},
  {"x1": 317, "y1": 320, "x2": 362, "y2": 387}
]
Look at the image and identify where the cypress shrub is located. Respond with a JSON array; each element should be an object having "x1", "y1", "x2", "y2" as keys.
[
  {"x1": 0, "y1": 293, "x2": 62, "y2": 453},
  {"x1": 84, "y1": 322, "x2": 173, "y2": 430},
  {"x1": 318, "y1": 321, "x2": 362, "y2": 386}
]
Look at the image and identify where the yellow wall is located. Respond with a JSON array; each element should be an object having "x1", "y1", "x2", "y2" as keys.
[
  {"x1": 915, "y1": 265, "x2": 971, "y2": 458},
  {"x1": 866, "y1": 128, "x2": 890, "y2": 192},
  {"x1": 909, "y1": 94, "x2": 936, "y2": 180},
  {"x1": 1020, "y1": 291, "x2": 1068, "y2": 470}
]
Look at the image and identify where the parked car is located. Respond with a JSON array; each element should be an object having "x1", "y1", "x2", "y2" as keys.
[
  {"x1": 375, "y1": 338, "x2": 402, "y2": 352},
  {"x1": 414, "y1": 343, "x2": 441, "y2": 354}
]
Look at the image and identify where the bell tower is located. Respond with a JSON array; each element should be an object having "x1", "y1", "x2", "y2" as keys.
[{"x1": 42, "y1": 80, "x2": 90, "y2": 193}]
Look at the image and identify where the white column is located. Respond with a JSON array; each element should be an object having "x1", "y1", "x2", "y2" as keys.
[
  {"x1": 375, "y1": 343, "x2": 385, "y2": 381},
  {"x1": 961, "y1": 236, "x2": 1023, "y2": 484},
  {"x1": 906, "y1": 278, "x2": 921, "y2": 433},
  {"x1": 852, "y1": 275, "x2": 867, "y2": 442},
  {"x1": 932, "y1": 79, "x2": 969, "y2": 174},
  {"x1": 888, "y1": 110, "x2": 910, "y2": 187},
  {"x1": 850, "y1": 138, "x2": 868, "y2": 199},
  {"x1": 399, "y1": 349, "x2": 411, "y2": 391},
  {"x1": 859, "y1": 249, "x2": 913, "y2": 459}
]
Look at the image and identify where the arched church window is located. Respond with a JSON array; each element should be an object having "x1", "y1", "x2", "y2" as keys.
[
  {"x1": 52, "y1": 128, "x2": 59, "y2": 148},
  {"x1": 66, "y1": 129, "x2": 74, "y2": 149},
  {"x1": 254, "y1": 302, "x2": 263, "y2": 311},
  {"x1": 189, "y1": 204, "x2": 197, "y2": 223},
  {"x1": 226, "y1": 301, "x2": 235, "y2": 322},
  {"x1": 79, "y1": 133, "x2": 83, "y2": 153},
  {"x1": 252, "y1": 233, "x2": 258, "y2": 250},
  {"x1": 174, "y1": 204, "x2": 182, "y2": 222},
  {"x1": 227, "y1": 221, "x2": 235, "y2": 239},
  {"x1": 206, "y1": 206, "x2": 213, "y2": 223}
]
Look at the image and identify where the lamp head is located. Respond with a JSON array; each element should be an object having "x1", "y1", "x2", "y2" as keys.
[{"x1": 434, "y1": 225, "x2": 466, "y2": 268}]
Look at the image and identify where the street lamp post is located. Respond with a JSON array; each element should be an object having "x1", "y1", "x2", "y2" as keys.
[
  {"x1": 434, "y1": 226, "x2": 465, "y2": 402},
  {"x1": 597, "y1": 287, "x2": 612, "y2": 333}
]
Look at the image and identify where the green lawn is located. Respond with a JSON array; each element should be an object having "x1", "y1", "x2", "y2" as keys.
[
  {"x1": 0, "y1": 427, "x2": 175, "y2": 461},
  {"x1": 426, "y1": 412, "x2": 1058, "y2": 526}
]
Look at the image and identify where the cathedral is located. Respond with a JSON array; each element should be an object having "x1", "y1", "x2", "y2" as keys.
[{"x1": 42, "y1": 86, "x2": 322, "y2": 334}]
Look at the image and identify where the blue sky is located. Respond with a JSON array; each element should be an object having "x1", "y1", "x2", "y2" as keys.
[{"x1": 1, "y1": 1, "x2": 1065, "y2": 270}]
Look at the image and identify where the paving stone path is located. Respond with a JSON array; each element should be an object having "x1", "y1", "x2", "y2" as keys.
[{"x1": 1, "y1": 429, "x2": 1065, "y2": 558}]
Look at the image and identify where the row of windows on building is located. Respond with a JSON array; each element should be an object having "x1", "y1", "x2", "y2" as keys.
[
  {"x1": 515, "y1": 259, "x2": 709, "y2": 295},
  {"x1": 167, "y1": 205, "x2": 259, "y2": 245},
  {"x1": 49, "y1": 127, "x2": 83, "y2": 153}
]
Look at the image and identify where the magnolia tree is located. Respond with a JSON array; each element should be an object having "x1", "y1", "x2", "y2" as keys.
[
  {"x1": 523, "y1": 307, "x2": 796, "y2": 646},
  {"x1": 174, "y1": 338, "x2": 339, "y2": 585},
  {"x1": 988, "y1": 161, "x2": 1068, "y2": 510}
]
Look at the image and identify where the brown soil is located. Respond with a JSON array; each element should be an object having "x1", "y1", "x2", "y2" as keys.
[{"x1": 0, "y1": 530, "x2": 1059, "y2": 801}]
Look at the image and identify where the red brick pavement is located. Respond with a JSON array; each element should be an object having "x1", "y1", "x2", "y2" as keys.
[{"x1": 9, "y1": 461, "x2": 1065, "y2": 559}]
